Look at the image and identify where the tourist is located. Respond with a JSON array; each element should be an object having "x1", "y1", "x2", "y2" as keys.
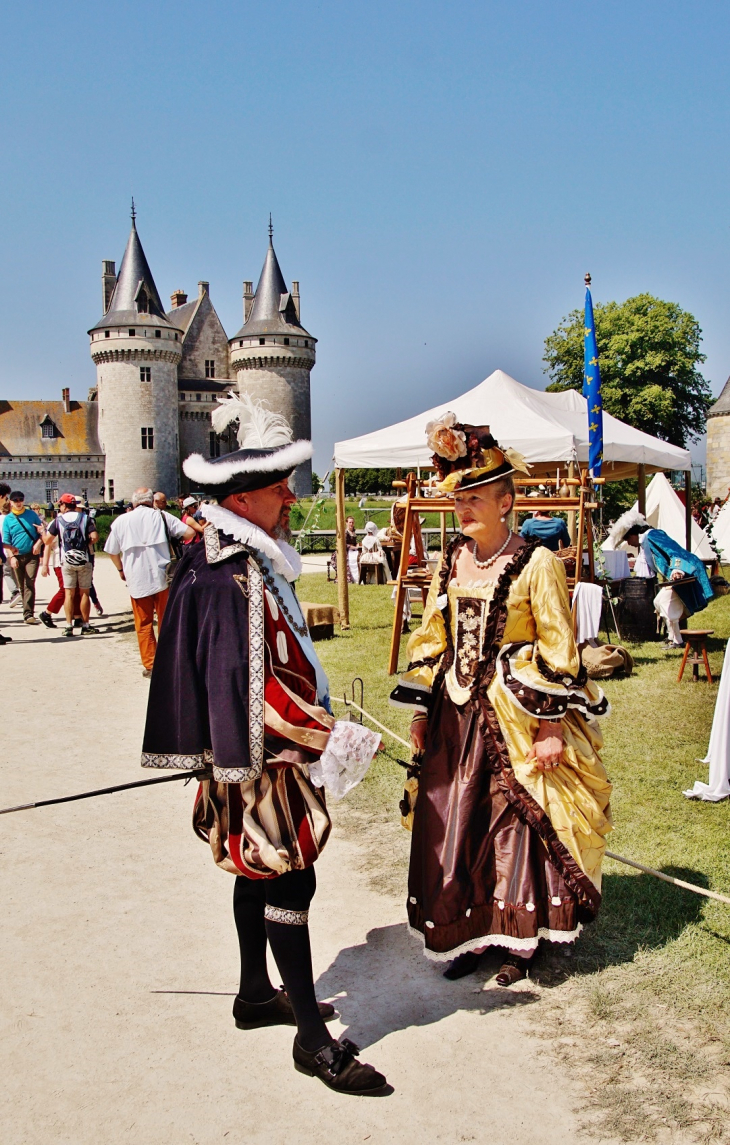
[
  {"x1": 520, "y1": 508, "x2": 571, "y2": 551},
  {"x1": 2, "y1": 491, "x2": 44, "y2": 624},
  {"x1": 0, "y1": 517, "x2": 11, "y2": 646},
  {"x1": 153, "y1": 492, "x2": 168, "y2": 511},
  {"x1": 42, "y1": 494, "x2": 99, "y2": 637},
  {"x1": 104, "y1": 488, "x2": 193, "y2": 677},
  {"x1": 181, "y1": 496, "x2": 205, "y2": 543},
  {"x1": 141, "y1": 405, "x2": 386, "y2": 1094},
  {"x1": 0, "y1": 483, "x2": 19, "y2": 608},
  {"x1": 391, "y1": 416, "x2": 612, "y2": 985}
]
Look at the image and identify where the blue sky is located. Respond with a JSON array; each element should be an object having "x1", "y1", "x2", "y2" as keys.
[{"x1": 1, "y1": 0, "x2": 727, "y2": 477}]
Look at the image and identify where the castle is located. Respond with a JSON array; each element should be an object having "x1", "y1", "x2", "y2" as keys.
[{"x1": 0, "y1": 212, "x2": 316, "y2": 503}]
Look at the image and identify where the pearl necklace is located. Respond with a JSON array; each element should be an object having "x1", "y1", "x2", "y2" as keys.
[{"x1": 470, "y1": 532, "x2": 512, "y2": 569}]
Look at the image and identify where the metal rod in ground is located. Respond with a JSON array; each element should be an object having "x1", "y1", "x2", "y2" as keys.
[
  {"x1": 330, "y1": 696, "x2": 411, "y2": 750},
  {"x1": 332, "y1": 700, "x2": 730, "y2": 906},
  {"x1": 0, "y1": 770, "x2": 210, "y2": 817},
  {"x1": 605, "y1": 850, "x2": 730, "y2": 906}
]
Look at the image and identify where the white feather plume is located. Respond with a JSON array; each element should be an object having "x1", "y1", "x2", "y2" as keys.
[
  {"x1": 607, "y1": 508, "x2": 648, "y2": 549},
  {"x1": 211, "y1": 391, "x2": 293, "y2": 449}
]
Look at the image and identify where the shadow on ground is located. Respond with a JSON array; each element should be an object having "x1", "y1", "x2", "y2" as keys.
[
  {"x1": 314, "y1": 921, "x2": 539, "y2": 1049},
  {"x1": 543, "y1": 867, "x2": 709, "y2": 981}
]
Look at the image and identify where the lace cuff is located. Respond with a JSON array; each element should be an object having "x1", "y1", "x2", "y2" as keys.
[{"x1": 308, "y1": 720, "x2": 381, "y2": 801}]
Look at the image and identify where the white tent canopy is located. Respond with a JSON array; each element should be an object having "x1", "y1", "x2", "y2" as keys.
[
  {"x1": 710, "y1": 501, "x2": 730, "y2": 560},
  {"x1": 603, "y1": 472, "x2": 714, "y2": 559},
  {"x1": 334, "y1": 369, "x2": 692, "y2": 479}
]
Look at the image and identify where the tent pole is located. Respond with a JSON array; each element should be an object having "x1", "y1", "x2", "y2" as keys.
[
  {"x1": 685, "y1": 470, "x2": 692, "y2": 551},
  {"x1": 567, "y1": 461, "x2": 577, "y2": 543},
  {"x1": 637, "y1": 464, "x2": 646, "y2": 517},
  {"x1": 335, "y1": 468, "x2": 350, "y2": 630}
]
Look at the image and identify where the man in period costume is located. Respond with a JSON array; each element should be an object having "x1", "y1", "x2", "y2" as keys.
[
  {"x1": 606, "y1": 509, "x2": 715, "y2": 647},
  {"x1": 141, "y1": 401, "x2": 386, "y2": 1095}
]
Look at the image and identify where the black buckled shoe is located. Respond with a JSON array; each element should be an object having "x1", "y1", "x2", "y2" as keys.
[
  {"x1": 293, "y1": 1037, "x2": 388, "y2": 1095},
  {"x1": 233, "y1": 989, "x2": 336, "y2": 1030}
]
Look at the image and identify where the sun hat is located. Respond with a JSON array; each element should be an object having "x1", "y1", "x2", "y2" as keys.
[{"x1": 425, "y1": 412, "x2": 531, "y2": 493}]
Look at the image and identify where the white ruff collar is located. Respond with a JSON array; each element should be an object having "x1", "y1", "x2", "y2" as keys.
[{"x1": 203, "y1": 503, "x2": 302, "y2": 582}]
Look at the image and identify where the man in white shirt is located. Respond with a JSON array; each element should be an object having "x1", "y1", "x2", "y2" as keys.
[{"x1": 105, "y1": 487, "x2": 193, "y2": 676}]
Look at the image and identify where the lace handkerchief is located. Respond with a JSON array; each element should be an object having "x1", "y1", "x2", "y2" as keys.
[{"x1": 309, "y1": 720, "x2": 381, "y2": 801}]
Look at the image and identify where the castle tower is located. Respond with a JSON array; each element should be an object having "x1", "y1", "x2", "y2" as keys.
[
  {"x1": 706, "y1": 378, "x2": 730, "y2": 500},
  {"x1": 89, "y1": 209, "x2": 183, "y2": 501},
  {"x1": 229, "y1": 228, "x2": 316, "y2": 495}
]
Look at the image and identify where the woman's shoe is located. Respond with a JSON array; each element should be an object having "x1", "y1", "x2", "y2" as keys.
[
  {"x1": 443, "y1": 951, "x2": 482, "y2": 980},
  {"x1": 293, "y1": 1037, "x2": 388, "y2": 1095},
  {"x1": 233, "y1": 989, "x2": 336, "y2": 1030},
  {"x1": 495, "y1": 953, "x2": 533, "y2": 987}
]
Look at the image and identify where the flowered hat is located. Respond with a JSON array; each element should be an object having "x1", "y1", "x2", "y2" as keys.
[{"x1": 425, "y1": 412, "x2": 530, "y2": 493}]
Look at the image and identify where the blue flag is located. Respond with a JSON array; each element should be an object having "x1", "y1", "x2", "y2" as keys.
[{"x1": 583, "y1": 284, "x2": 603, "y2": 476}]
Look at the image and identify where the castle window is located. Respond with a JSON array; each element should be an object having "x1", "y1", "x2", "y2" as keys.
[
  {"x1": 196, "y1": 393, "x2": 201, "y2": 402},
  {"x1": 209, "y1": 432, "x2": 221, "y2": 459},
  {"x1": 155, "y1": 330, "x2": 161, "y2": 339},
  {"x1": 239, "y1": 340, "x2": 243, "y2": 347},
  {"x1": 140, "y1": 367, "x2": 151, "y2": 382},
  {"x1": 129, "y1": 329, "x2": 136, "y2": 337},
  {"x1": 259, "y1": 338, "x2": 265, "y2": 345},
  {"x1": 141, "y1": 427, "x2": 154, "y2": 450},
  {"x1": 174, "y1": 333, "x2": 178, "y2": 340},
  {"x1": 41, "y1": 420, "x2": 56, "y2": 439},
  {"x1": 205, "y1": 360, "x2": 215, "y2": 378},
  {"x1": 108, "y1": 480, "x2": 114, "y2": 500},
  {"x1": 105, "y1": 330, "x2": 110, "y2": 338},
  {"x1": 284, "y1": 337, "x2": 289, "y2": 345},
  {"x1": 304, "y1": 340, "x2": 309, "y2": 347}
]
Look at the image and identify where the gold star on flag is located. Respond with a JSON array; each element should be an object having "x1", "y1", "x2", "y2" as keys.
[
  {"x1": 592, "y1": 404, "x2": 601, "y2": 414},
  {"x1": 590, "y1": 422, "x2": 598, "y2": 432},
  {"x1": 590, "y1": 356, "x2": 598, "y2": 366},
  {"x1": 584, "y1": 327, "x2": 592, "y2": 337},
  {"x1": 585, "y1": 374, "x2": 593, "y2": 384}
]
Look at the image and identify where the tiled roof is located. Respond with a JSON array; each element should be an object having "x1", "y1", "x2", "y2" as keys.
[{"x1": 0, "y1": 401, "x2": 101, "y2": 456}]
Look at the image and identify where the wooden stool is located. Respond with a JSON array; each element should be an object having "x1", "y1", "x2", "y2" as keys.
[
  {"x1": 677, "y1": 630, "x2": 714, "y2": 683},
  {"x1": 299, "y1": 602, "x2": 340, "y2": 641}
]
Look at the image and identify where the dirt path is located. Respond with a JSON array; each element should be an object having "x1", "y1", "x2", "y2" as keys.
[{"x1": 0, "y1": 557, "x2": 606, "y2": 1145}]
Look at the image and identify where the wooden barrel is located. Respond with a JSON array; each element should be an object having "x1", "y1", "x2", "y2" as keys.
[{"x1": 616, "y1": 576, "x2": 659, "y2": 642}]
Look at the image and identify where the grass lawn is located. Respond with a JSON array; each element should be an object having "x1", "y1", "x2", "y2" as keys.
[{"x1": 298, "y1": 568, "x2": 730, "y2": 1140}]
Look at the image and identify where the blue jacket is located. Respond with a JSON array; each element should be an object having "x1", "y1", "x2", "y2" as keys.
[{"x1": 643, "y1": 529, "x2": 714, "y2": 615}]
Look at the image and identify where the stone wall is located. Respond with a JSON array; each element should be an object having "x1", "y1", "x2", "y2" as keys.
[
  {"x1": 706, "y1": 415, "x2": 730, "y2": 499},
  {"x1": 177, "y1": 291, "x2": 232, "y2": 383},
  {"x1": 97, "y1": 359, "x2": 180, "y2": 500},
  {"x1": 0, "y1": 459, "x2": 105, "y2": 505}
]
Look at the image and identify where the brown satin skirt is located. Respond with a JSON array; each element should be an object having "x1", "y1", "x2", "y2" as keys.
[{"x1": 408, "y1": 683, "x2": 583, "y2": 959}]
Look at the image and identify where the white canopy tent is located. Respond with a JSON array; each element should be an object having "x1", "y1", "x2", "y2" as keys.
[
  {"x1": 710, "y1": 501, "x2": 730, "y2": 560},
  {"x1": 602, "y1": 472, "x2": 715, "y2": 560},
  {"x1": 334, "y1": 369, "x2": 692, "y2": 479}
]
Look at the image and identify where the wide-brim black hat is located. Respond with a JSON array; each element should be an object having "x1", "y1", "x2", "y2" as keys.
[{"x1": 183, "y1": 440, "x2": 312, "y2": 499}]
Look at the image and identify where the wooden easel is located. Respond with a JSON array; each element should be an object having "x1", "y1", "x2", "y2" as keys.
[{"x1": 387, "y1": 471, "x2": 599, "y2": 675}]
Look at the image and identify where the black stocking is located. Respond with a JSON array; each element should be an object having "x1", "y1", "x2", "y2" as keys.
[
  {"x1": 264, "y1": 866, "x2": 332, "y2": 1053},
  {"x1": 232, "y1": 877, "x2": 276, "y2": 1004}
]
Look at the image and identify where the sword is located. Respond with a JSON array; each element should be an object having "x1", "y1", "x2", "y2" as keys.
[{"x1": 0, "y1": 769, "x2": 211, "y2": 816}]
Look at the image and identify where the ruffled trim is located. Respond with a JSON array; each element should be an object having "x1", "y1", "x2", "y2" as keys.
[
  {"x1": 407, "y1": 922, "x2": 583, "y2": 960},
  {"x1": 496, "y1": 643, "x2": 610, "y2": 720},
  {"x1": 202, "y1": 503, "x2": 302, "y2": 582},
  {"x1": 389, "y1": 678, "x2": 433, "y2": 712}
]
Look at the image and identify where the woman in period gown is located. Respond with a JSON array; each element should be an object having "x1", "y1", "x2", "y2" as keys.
[{"x1": 390, "y1": 416, "x2": 612, "y2": 984}]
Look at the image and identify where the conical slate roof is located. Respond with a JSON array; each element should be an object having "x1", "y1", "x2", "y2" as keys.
[
  {"x1": 232, "y1": 239, "x2": 314, "y2": 340},
  {"x1": 708, "y1": 377, "x2": 730, "y2": 418},
  {"x1": 89, "y1": 219, "x2": 180, "y2": 332}
]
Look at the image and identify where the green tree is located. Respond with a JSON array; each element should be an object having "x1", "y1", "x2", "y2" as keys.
[{"x1": 543, "y1": 293, "x2": 711, "y2": 447}]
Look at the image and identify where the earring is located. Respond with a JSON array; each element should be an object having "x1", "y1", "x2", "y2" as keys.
[{"x1": 500, "y1": 516, "x2": 505, "y2": 522}]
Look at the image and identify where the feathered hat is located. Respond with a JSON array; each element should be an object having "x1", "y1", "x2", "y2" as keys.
[
  {"x1": 425, "y1": 412, "x2": 531, "y2": 493},
  {"x1": 607, "y1": 508, "x2": 650, "y2": 548},
  {"x1": 182, "y1": 393, "x2": 312, "y2": 499}
]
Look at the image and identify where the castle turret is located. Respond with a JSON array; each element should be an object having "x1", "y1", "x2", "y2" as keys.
[
  {"x1": 89, "y1": 208, "x2": 182, "y2": 501},
  {"x1": 706, "y1": 378, "x2": 730, "y2": 500},
  {"x1": 229, "y1": 229, "x2": 316, "y2": 494}
]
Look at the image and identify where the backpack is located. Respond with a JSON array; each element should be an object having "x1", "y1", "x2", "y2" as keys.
[{"x1": 59, "y1": 513, "x2": 90, "y2": 566}]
